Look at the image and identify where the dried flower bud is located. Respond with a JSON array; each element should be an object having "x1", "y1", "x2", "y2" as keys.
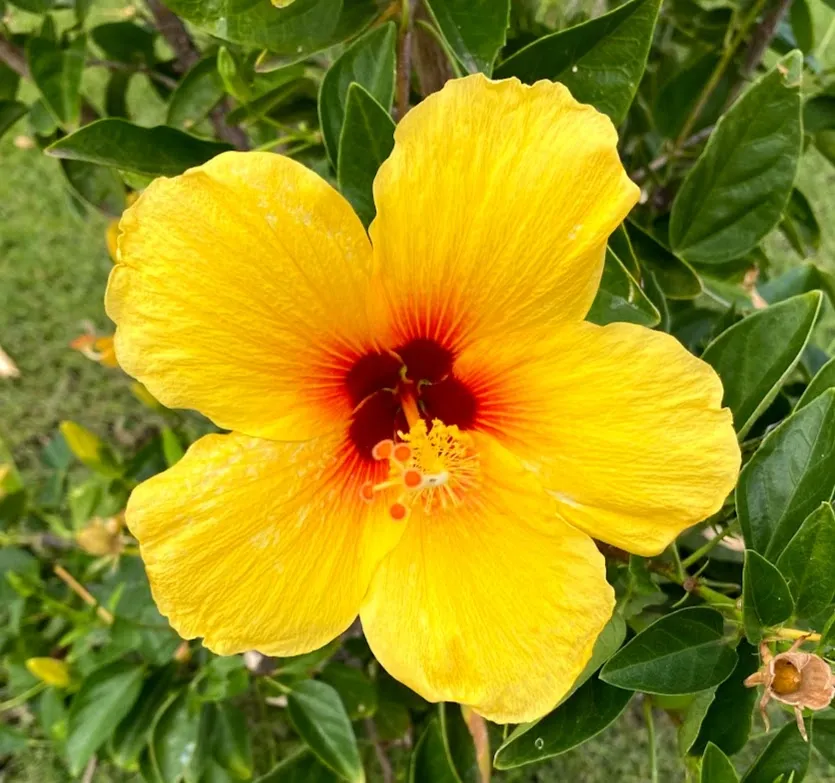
[
  {"x1": 76, "y1": 517, "x2": 124, "y2": 557},
  {"x1": 745, "y1": 639, "x2": 835, "y2": 741}
]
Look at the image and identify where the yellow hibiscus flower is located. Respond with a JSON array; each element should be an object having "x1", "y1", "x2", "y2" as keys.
[{"x1": 105, "y1": 75, "x2": 740, "y2": 723}]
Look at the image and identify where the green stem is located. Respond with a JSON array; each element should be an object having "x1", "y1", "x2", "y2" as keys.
[
  {"x1": 0, "y1": 683, "x2": 46, "y2": 713},
  {"x1": 681, "y1": 522, "x2": 739, "y2": 568},
  {"x1": 674, "y1": 0, "x2": 770, "y2": 149},
  {"x1": 644, "y1": 697, "x2": 659, "y2": 783}
]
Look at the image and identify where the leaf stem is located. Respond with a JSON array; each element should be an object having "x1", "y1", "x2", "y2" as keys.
[
  {"x1": 53, "y1": 565, "x2": 114, "y2": 626},
  {"x1": 674, "y1": 0, "x2": 770, "y2": 150},
  {"x1": 681, "y1": 522, "x2": 740, "y2": 569},
  {"x1": 643, "y1": 697, "x2": 659, "y2": 783},
  {"x1": 0, "y1": 682, "x2": 46, "y2": 713},
  {"x1": 771, "y1": 628, "x2": 821, "y2": 643}
]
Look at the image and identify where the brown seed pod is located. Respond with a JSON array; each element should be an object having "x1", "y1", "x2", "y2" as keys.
[{"x1": 744, "y1": 637, "x2": 835, "y2": 741}]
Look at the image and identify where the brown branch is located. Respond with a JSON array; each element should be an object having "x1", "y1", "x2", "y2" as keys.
[
  {"x1": 144, "y1": 0, "x2": 199, "y2": 74},
  {"x1": 740, "y1": 0, "x2": 793, "y2": 83},
  {"x1": 395, "y1": 0, "x2": 418, "y2": 120},
  {"x1": 630, "y1": 125, "x2": 715, "y2": 183},
  {"x1": 365, "y1": 719, "x2": 394, "y2": 783},
  {"x1": 144, "y1": 0, "x2": 248, "y2": 149},
  {"x1": 0, "y1": 35, "x2": 29, "y2": 78}
]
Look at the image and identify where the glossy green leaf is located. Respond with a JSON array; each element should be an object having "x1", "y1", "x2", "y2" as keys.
[
  {"x1": 570, "y1": 612, "x2": 628, "y2": 696},
  {"x1": 701, "y1": 292, "x2": 821, "y2": 437},
  {"x1": 0, "y1": 100, "x2": 26, "y2": 140},
  {"x1": 167, "y1": 57, "x2": 226, "y2": 130},
  {"x1": 319, "y1": 22, "x2": 396, "y2": 165},
  {"x1": 587, "y1": 248, "x2": 660, "y2": 327},
  {"x1": 60, "y1": 159, "x2": 126, "y2": 216},
  {"x1": 337, "y1": 83, "x2": 394, "y2": 228},
  {"x1": 804, "y1": 94, "x2": 835, "y2": 133},
  {"x1": 797, "y1": 356, "x2": 835, "y2": 411},
  {"x1": 741, "y1": 720, "x2": 811, "y2": 782},
  {"x1": 779, "y1": 188, "x2": 821, "y2": 257},
  {"x1": 669, "y1": 53, "x2": 803, "y2": 264},
  {"x1": 736, "y1": 389, "x2": 835, "y2": 557},
  {"x1": 409, "y1": 717, "x2": 459, "y2": 783},
  {"x1": 149, "y1": 692, "x2": 203, "y2": 783},
  {"x1": 493, "y1": 676, "x2": 631, "y2": 769},
  {"x1": 692, "y1": 641, "x2": 759, "y2": 756},
  {"x1": 424, "y1": 0, "x2": 509, "y2": 74},
  {"x1": 257, "y1": 748, "x2": 339, "y2": 781},
  {"x1": 110, "y1": 667, "x2": 175, "y2": 770},
  {"x1": 161, "y1": 0, "x2": 379, "y2": 63},
  {"x1": 210, "y1": 703, "x2": 252, "y2": 780},
  {"x1": 742, "y1": 550, "x2": 794, "y2": 643},
  {"x1": 287, "y1": 679, "x2": 363, "y2": 783},
  {"x1": 679, "y1": 688, "x2": 717, "y2": 755},
  {"x1": 66, "y1": 661, "x2": 146, "y2": 775},
  {"x1": 600, "y1": 607, "x2": 737, "y2": 694},
  {"x1": 319, "y1": 662, "x2": 377, "y2": 721},
  {"x1": 217, "y1": 47, "x2": 251, "y2": 102},
  {"x1": 26, "y1": 34, "x2": 87, "y2": 128},
  {"x1": 701, "y1": 743, "x2": 739, "y2": 783},
  {"x1": 626, "y1": 221, "x2": 702, "y2": 299},
  {"x1": 790, "y1": 0, "x2": 814, "y2": 53},
  {"x1": 92, "y1": 22, "x2": 156, "y2": 64},
  {"x1": 494, "y1": 0, "x2": 661, "y2": 124},
  {"x1": 776, "y1": 503, "x2": 835, "y2": 618},
  {"x1": 758, "y1": 263, "x2": 835, "y2": 306},
  {"x1": 811, "y1": 714, "x2": 835, "y2": 765},
  {"x1": 46, "y1": 120, "x2": 233, "y2": 177},
  {"x1": 104, "y1": 70, "x2": 131, "y2": 119}
]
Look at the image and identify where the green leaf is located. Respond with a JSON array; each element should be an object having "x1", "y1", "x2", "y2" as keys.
[
  {"x1": 701, "y1": 292, "x2": 822, "y2": 437},
  {"x1": 811, "y1": 713, "x2": 835, "y2": 765},
  {"x1": 160, "y1": 428, "x2": 184, "y2": 468},
  {"x1": 46, "y1": 120, "x2": 233, "y2": 177},
  {"x1": 217, "y1": 47, "x2": 251, "y2": 102},
  {"x1": 736, "y1": 389, "x2": 835, "y2": 557},
  {"x1": 803, "y1": 94, "x2": 835, "y2": 133},
  {"x1": 742, "y1": 550, "x2": 794, "y2": 643},
  {"x1": 319, "y1": 22, "x2": 396, "y2": 165},
  {"x1": 26, "y1": 33, "x2": 87, "y2": 128},
  {"x1": 701, "y1": 743, "x2": 739, "y2": 783},
  {"x1": 287, "y1": 679, "x2": 363, "y2": 783},
  {"x1": 626, "y1": 221, "x2": 702, "y2": 299},
  {"x1": 336, "y1": 82, "x2": 394, "y2": 227},
  {"x1": 790, "y1": 0, "x2": 814, "y2": 53},
  {"x1": 797, "y1": 356, "x2": 835, "y2": 411},
  {"x1": 167, "y1": 57, "x2": 225, "y2": 130},
  {"x1": 66, "y1": 661, "x2": 146, "y2": 775},
  {"x1": 92, "y1": 22, "x2": 156, "y2": 65},
  {"x1": 692, "y1": 641, "x2": 759, "y2": 756},
  {"x1": 758, "y1": 263, "x2": 835, "y2": 306},
  {"x1": 600, "y1": 607, "x2": 737, "y2": 694},
  {"x1": 110, "y1": 667, "x2": 175, "y2": 770},
  {"x1": 570, "y1": 612, "x2": 628, "y2": 696},
  {"x1": 493, "y1": 676, "x2": 631, "y2": 769},
  {"x1": 257, "y1": 748, "x2": 339, "y2": 782},
  {"x1": 779, "y1": 188, "x2": 821, "y2": 258},
  {"x1": 0, "y1": 100, "x2": 26, "y2": 140},
  {"x1": 586, "y1": 248, "x2": 660, "y2": 327},
  {"x1": 494, "y1": 0, "x2": 662, "y2": 124},
  {"x1": 210, "y1": 703, "x2": 253, "y2": 780},
  {"x1": 438, "y1": 704, "x2": 479, "y2": 783},
  {"x1": 149, "y1": 692, "x2": 203, "y2": 783},
  {"x1": 319, "y1": 663, "x2": 377, "y2": 721},
  {"x1": 58, "y1": 420, "x2": 121, "y2": 477},
  {"x1": 741, "y1": 720, "x2": 811, "y2": 783},
  {"x1": 60, "y1": 159, "x2": 126, "y2": 216},
  {"x1": 0, "y1": 723, "x2": 26, "y2": 756},
  {"x1": 679, "y1": 688, "x2": 717, "y2": 755},
  {"x1": 669, "y1": 52, "x2": 803, "y2": 264},
  {"x1": 409, "y1": 717, "x2": 459, "y2": 783},
  {"x1": 424, "y1": 0, "x2": 509, "y2": 74},
  {"x1": 776, "y1": 503, "x2": 835, "y2": 618},
  {"x1": 161, "y1": 0, "x2": 380, "y2": 64}
]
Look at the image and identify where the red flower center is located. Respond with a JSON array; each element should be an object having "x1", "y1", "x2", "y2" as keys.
[{"x1": 346, "y1": 338, "x2": 479, "y2": 461}]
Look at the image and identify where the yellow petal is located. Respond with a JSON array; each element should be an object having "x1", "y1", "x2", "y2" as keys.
[
  {"x1": 456, "y1": 322, "x2": 740, "y2": 556},
  {"x1": 361, "y1": 435, "x2": 613, "y2": 723},
  {"x1": 369, "y1": 74, "x2": 639, "y2": 351},
  {"x1": 26, "y1": 657, "x2": 71, "y2": 688},
  {"x1": 107, "y1": 151, "x2": 376, "y2": 441},
  {"x1": 126, "y1": 430, "x2": 402, "y2": 656}
]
